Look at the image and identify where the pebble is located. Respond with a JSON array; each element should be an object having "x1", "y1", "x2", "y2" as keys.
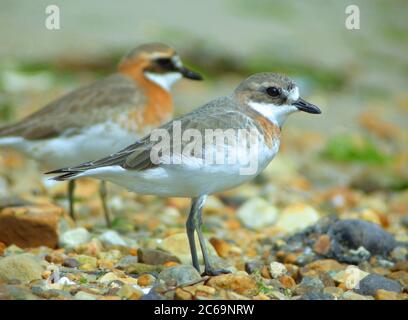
[
  {"x1": 245, "y1": 260, "x2": 264, "y2": 274},
  {"x1": 342, "y1": 291, "x2": 374, "y2": 300},
  {"x1": 0, "y1": 204, "x2": 70, "y2": 249},
  {"x1": 303, "y1": 259, "x2": 345, "y2": 274},
  {"x1": 158, "y1": 265, "x2": 201, "y2": 286},
  {"x1": 196, "y1": 284, "x2": 216, "y2": 295},
  {"x1": 137, "y1": 248, "x2": 180, "y2": 265},
  {"x1": 393, "y1": 260, "x2": 408, "y2": 272},
  {"x1": 294, "y1": 276, "x2": 325, "y2": 295},
  {"x1": 388, "y1": 271, "x2": 408, "y2": 288},
  {"x1": 74, "y1": 291, "x2": 98, "y2": 300},
  {"x1": 275, "y1": 204, "x2": 320, "y2": 234},
  {"x1": 54, "y1": 276, "x2": 73, "y2": 286},
  {"x1": 328, "y1": 219, "x2": 396, "y2": 263},
  {"x1": 160, "y1": 233, "x2": 217, "y2": 265},
  {"x1": 269, "y1": 262, "x2": 287, "y2": 279},
  {"x1": 400, "y1": 215, "x2": 408, "y2": 228},
  {"x1": 390, "y1": 246, "x2": 407, "y2": 262},
  {"x1": 76, "y1": 255, "x2": 97, "y2": 270},
  {"x1": 323, "y1": 286, "x2": 343, "y2": 299},
  {"x1": 59, "y1": 228, "x2": 91, "y2": 249},
  {"x1": 97, "y1": 272, "x2": 122, "y2": 284},
  {"x1": 354, "y1": 273, "x2": 402, "y2": 295},
  {"x1": 313, "y1": 234, "x2": 331, "y2": 255},
  {"x1": 0, "y1": 284, "x2": 40, "y2": 300},
  {"x1": 236, "y1": 198, "x2": 278, "y2": 230},
  {"x1": 62, "y1": 258, "x2": 80, "y2": 268},
  {"x1": 137, "y1": 274, "x2": 156, "y2": 287},
  {"x1": 116, "y1": 284, "x2": 143, "y2": 300},
  {"x1": 0, "y1": 254, "x2": 45, "y2": 284},
  {"x1": 332, "y1": 266, "x2": 369, "y2": 290},
  {"x1": 140, "y1": 286, "x2": 166, "y2": 300},
  {"x1": 119, "y1": 261, "x2": 163, "y2": 275},
  {"x1": 206, "y1": 273, "x2": 257, "y2": 297},
  {"x1": 375, "y1": 289, "x2": 400, "y2": 300},
  {"x1": 269, "y1": 290, "x2": 288, "y2": 300},
  {"x1": 32, "y1": 286, "x2": 72, "y2": 299},
  {"x1": 101, "y1": 272, "x2": 140, "y2": 286},
  {"x1": 115, "y1": 255, "x2": 137, "y2": 269},
  {"x1": 98, "y1": 230, "x2": 127, "y2": 247},
  {"x1": 300, "y1": 291, "x2": 334, "y2": 300},
  {"x1": 279, "y1": 275, "x2": 296, "y2": 289},
  {"x1": 175, "y1": 287, "x2": 192, "y2": 300},
  {"x1": 209, "y1": 237, "x2": 241, "y2": 258}
]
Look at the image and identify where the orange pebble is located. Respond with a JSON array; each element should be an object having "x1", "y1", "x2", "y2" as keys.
[
  {"x1": 225, "y1": 219, "x2": 241, "y2": 230},
  {"x1": 164, "y1": 261, "x2": 179, "y2": 267},
  {"x1": 279, "y1": 275, "x2": 296, "y2": 289},
  {"x1": 261, "y1": 266, "x2": 271, "y2": 279},
  {"x1": 129, "y1": 248, "x2": 138, "y2": 256}
]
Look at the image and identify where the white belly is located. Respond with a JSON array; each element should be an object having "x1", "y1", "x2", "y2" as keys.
[
  {"x1": 0, "y1": 123, "x2": 139, "y2": 169},
  {"x1": 78, "y1": 142, "x2": 279, "y2": 197}
]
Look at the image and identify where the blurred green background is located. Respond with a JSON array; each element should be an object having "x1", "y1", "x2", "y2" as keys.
[{"x1": 0, "y1": 0, "x2": 407, "y2": 194}]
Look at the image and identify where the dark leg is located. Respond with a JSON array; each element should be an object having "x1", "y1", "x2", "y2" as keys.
[
  {"x1": 99, "y1": 180, "x2": 112, "y2": 228},
  {"x1": 186, "y1": 198, "x2": 201, "y2": 272},
  {"x1": 68, "y1": 180, "x2": 76, "y2": 222},
  {"x1": 191, "y1": 195, "x2": 230, "y2": 276}
]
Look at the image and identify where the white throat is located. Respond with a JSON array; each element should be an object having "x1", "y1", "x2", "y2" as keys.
[
  {"x1": 248, "y1": 101, "x2": 298, "y2": 127},
  {"x1": 144, "y1": 72, "x2": 182, "y2": 91}
]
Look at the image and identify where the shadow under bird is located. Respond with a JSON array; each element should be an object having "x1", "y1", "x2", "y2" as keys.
[
  {"x1": 48, "y1": 72, "x2": 321, "y2": 275},
  {"x1": 0, "y1": 42, "x2": 202, "y2": 226}
]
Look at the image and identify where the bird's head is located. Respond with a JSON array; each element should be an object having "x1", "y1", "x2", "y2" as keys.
[
  {"x1": 235, "y1": 72, "x2": 321, "y2": 127},
  {"x1": 119, "y1": 42, "x2": 202, "y2": 90}
]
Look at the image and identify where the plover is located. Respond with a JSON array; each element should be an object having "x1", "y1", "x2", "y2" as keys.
[
  {"x1": 0, "y1": 42, "x2": 202, "y2": 226},
  {"x1": 48, "y1": 72, "x2": 321, "y2": 275}
]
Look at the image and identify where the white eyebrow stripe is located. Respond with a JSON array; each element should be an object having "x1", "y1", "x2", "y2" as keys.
[{"x1": 172, "y1": 55, "x2": 183, "y2": 68}]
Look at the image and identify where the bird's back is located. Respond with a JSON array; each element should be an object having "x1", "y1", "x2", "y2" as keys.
[{"x1": 0, "y1": 73, "x2": 146, "y2": 141}]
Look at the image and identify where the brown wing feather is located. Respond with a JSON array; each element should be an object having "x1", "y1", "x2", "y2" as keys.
[{"x1": 0, "y1": 73, "x2": 145, "y2": 140}]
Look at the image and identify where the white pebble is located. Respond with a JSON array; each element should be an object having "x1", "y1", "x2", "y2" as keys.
[{"x1": 269, "y1": 262, "x2": 287, "y2": 279}]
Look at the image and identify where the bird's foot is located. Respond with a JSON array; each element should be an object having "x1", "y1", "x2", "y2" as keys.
[{"x1": 202, "y1": 268, "x2": 231, "y2": 276}]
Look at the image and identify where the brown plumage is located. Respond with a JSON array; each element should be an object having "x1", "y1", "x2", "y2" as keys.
[{"x1": 0, "y1": 43, "x2": 180, "y2": 141}]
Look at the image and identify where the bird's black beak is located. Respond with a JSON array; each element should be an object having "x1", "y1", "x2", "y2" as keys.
[
  {"x1": 178, "y1": 66, "x2": 203, "y2": 80},
  {"x1": 293, "y1": 98, "x2": 321, "y2": 114}
]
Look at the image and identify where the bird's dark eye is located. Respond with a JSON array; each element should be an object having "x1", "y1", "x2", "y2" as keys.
[
  {"x1": 266, "y1": 86, "x2": 280, "y2": 97},
  {"x1": 156, "y1": 58, "x2": 173, "y2": 69}
]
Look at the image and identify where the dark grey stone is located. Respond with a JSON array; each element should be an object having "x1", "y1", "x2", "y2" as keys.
[
  {"x1": 354, "y1": 274, "x2": 402, "y2": 296},
  {"x1": 158, "y1": 265, "x2": 201, "y2": 286},
  {"x1": 300, "y1": 292, "x2": 334, "y2": 300},
  {"x1": 62, "y1": 258, "x2": 80, "y2": 268},
  {"x1": 245, "y1": 260, "x2": 263, "y2": 274},
  {"x1": 294, "y1": 276, "x2": 325, "y2": 295},
  {"x1": 328, "y1": 219, "x2": 396, "y2": 263}
]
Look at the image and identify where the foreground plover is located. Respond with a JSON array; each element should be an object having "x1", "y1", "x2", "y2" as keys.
[
  {"x1": 0, "y1": 43, "x2": 202, "y2": 226},
  {"x1": 48, "y1": 72, "x2": 321, "y2": 275}
]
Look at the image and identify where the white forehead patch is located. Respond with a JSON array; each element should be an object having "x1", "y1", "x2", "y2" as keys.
[
  {"x1": 287, "y1": 87, "x2": 299, "y2": 102},
  {"x1": 172, "y1": 55, "x2": 183, "y2": 68}
]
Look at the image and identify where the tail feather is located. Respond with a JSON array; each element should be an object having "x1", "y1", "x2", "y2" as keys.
[
  {"x1": 45, "y1": 167, "x2": 84, "y2": 181},
  {"x1": 51, "y1": 171, "x2": 82, "y2": 181},
  {"x1": 45, "y1": 139, "x2": 142, "y2": 181}
]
